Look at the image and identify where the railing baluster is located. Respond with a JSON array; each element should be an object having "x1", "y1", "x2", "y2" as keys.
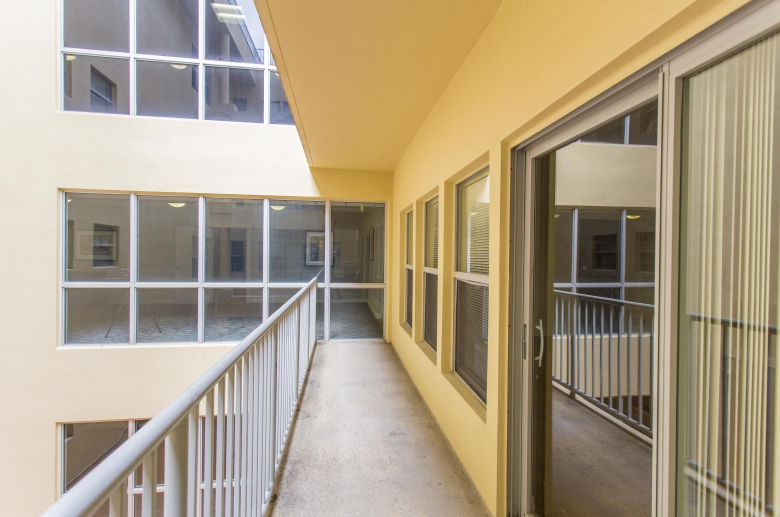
[
  {"x1": 141, "y1": 449, "x2": 157, "y2": 517},
  {"x1": 204, "y1": 390, "x2": 214, "y2": 517},
  {"x1": 188, "y1": 407, "x2": 198, "y2": 517},
  {"x1": 245, "y1": 348, "x2": 255, "y2": 517},
  {"x1": 165, "y1": 417, "x2": 189, "y2": 516},
  {"x1": 225, "y1": 369, "x2": 234, "y2": 517},
  {"x1": 627, "y1": 308, "x2": 633, "y2": 423},
  {"x1": 233, "y1": 362, "x2": 243, "y2": 517},
  {"x1": 609, "y1": 304, "x2": 614, "y2": 410},
  {"x1": 240, "y1": 356, "x2": 249, "y2": 517},
  {"x1": 639, "y1": 310, "x2": 644, "y2": 429},
  {"x1": 591, "y1": 300, "x2": 596, "y2": 398},
  {"x1": 108, "y1": 481, "x2": 127, "y2": 517},
  {"x1": 253, "y1": 342, "x2": 262, "y2": 517},
  {"x1": 618, "y1": 305, "x2": 623, "y2": 416},
  {"x1": 215, "y1": 379, "x2": 225, "y2": 517}
]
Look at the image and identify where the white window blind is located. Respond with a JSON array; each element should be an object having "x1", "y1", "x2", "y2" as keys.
[
  {"x1": 457, "y1": 170, "x2": 490, "y2": 275},
  {"x1": 406, "y1": 211, "x2": 413, "y2": 266},
  {"x1": 454, "y1": 280, "x2": 489, "y2": 401},
  {"x1": 424, "y1": 272, "x2": 438, "y2": 350},
  {"x1": 426, "y1": 198, "x2": 439, "y2": 269},
  {"x1": 677, "y1": 32, "x2": 780, "y2": 516}
]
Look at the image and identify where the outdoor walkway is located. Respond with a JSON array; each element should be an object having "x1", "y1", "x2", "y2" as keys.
[{"x1": 268, "y1": 341, "x2": 491, "y2": 517}]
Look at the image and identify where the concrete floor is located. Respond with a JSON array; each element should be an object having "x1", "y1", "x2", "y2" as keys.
[
  {"x1": 268, "y1": 341, "x2": 490, "y2": 517},
  {"x1": 550, "y1": 388, "x2": 652, "y2": 516}
]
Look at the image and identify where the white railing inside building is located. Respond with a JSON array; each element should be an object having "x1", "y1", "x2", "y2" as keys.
[{"x1": 43, "y1": 279, "x2": 318, "y2": 517}]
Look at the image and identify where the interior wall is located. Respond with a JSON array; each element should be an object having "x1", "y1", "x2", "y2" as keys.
[
  {"x1": 0, "y1": 2, "x2": 391, "y2": 515},
  {"x1": 389, "y1": 0, "x2": 749, "y2": 515}
]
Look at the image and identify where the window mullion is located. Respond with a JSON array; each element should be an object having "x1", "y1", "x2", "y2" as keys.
[
  {"x1": 198, "y1": 196, "x2": 205, "y2": 343},
  {"x1": 263, "y1": 199, "x2": 270, "y2": 320},
  {"x1": 198, "y1": 0, "x2": 205, "y2": 121},
  {"x1": 128, "y1": 0, "x2": 137, "y2": 116},
  {"x1": 129, "y1": 193, "x2": 138, "y2": 345}
]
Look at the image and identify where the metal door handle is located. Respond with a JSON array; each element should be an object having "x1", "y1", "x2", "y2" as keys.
[{"x1": 535, "y1": 319, "x2": 544, "y2": 367}]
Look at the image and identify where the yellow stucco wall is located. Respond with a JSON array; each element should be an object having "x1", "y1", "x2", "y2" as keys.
[
  {"x1": 389, "y1": 0, "x2": 749, "y2": 515},
  {"x1": 0, "y1": 2, "x2": 391, "y2": 515}
]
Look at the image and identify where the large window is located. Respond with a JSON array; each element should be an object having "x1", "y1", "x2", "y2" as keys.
[
  {"x1": 454, "y1": 169, "x2": 489, "y2": 402},
  {"x1": 63, "y1": 194, "x2": 384, "y2": 345},
  {"x1": 61, "y1": 0, "x2": 293, "y2": 125},
  {"x1": 423, "y1": 197, "x2": 439, "y2": 351}
]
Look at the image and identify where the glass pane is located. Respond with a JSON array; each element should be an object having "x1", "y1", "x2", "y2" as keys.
[
  {"x1": 425, "y1": 198, "x2": 439, "y2": 269},
  {"x1": 270, "y1": 72, "x2": 294, "y2": 125},
  {"x1": 576, "y1": 286, "x2": 621, "y2": 300},
  {"x1": 205, "y1": 198, "x2": 263, "y2": 282},
  {"x1": 625, "y1": 286, "x2": 654, "y2": 305},
  {"x1": 136, "y1": 0, "x2": 198, "y2": 58},
  {"x1": 65, "y1": 288, "x2": 129, "y2": 344},
  {"x1": 64, "y1": 421, "x2": 128, "y2": 491},
  {"x1": 577, "y1": 209, "x2": 621, "y2": 283},
  {"x1": 268, "y1": 201, "x2": 325, "y2": 283},
  {"x1": 206, "y1": 0, "x2": 265, "y2": 64},
  {"x1": 553, "y1": 209, "x2": 573, "y2": 284},
  {"x1": 579, "y1": 116, "x2": 625, "y2": 144},
  {"x1": 405, "y1": 268, "x2": 413, "y2": 327},
  {"x1": 137, "y1": 288, "x2": 197, "y2": 343},
  {"x1": 677, "y1": 33, "x2": 780, "y2": 516},
  {"x1": 136, "y1": 61, "x2": 198, "y2": 119},
  {"x1": 138, "y1": 196, "x2": 198, "y2": 282},
  {"x1": 625, "y1": 210, "x2": 656, "y2": 282},
  {"x1": 63, "y1": 56, "x2": 130, "y2": 115},
  {"x1": 331, "y1": 202, "x2": 385, "y2": 283},
  {"x1": 63, "y1": 0, "x2": 129, "y2": 52},
  {"x1": 316, "y1": 288, "x2": 324, "y2": 340},
  {"x1": 205, "y1": 67, "x2": 264, "y2": 123},
  {"x1": 268, "y1": 288, "x2": 298, "y2": 317},
  {"x1": 330, "y1": 289, "x2": 383, "y2": 340},
  {"x1": 205, "y1": 289, "x2": 263, "y2": 341},
  {"x1": 454, "y1": 279, "x2": 488, "y2": 401},
  {"x1": 405, "y1": 212, "x2": 413, "y2": 265},
  {"x1": 424, "y1": 272, "x2": 438, "y2": 350},
  {"x1": 627, "y1": 102, "x2": 658, "y2": 146},
  {"x1": 132, "y1": 420, "x2": 165, "y2": 487},
  {"x1": 457, "y1": 170, "x2": 490, "y2": 275},
  {"x1": 65, "y1": 193, "x2": 130, "y2": 281}
]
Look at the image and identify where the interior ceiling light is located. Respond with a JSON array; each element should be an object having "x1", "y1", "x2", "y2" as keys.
[
  {"x1": 554, "y1": 214, "x2": 560, "y2": 218},
  {"x1": 65, "y1": 55, "x2": 77, "y2": 61},
  {"x1": 168, "y1": 202, "x2": 186, "y2": 208},
  {"x1": 170, "y1": 64, "x2": 188, "y2": 70},
  {"x1": 271, "y1": 204, "x2": 286, "y2": 211},
  {"x1": 67, "y1": 198, "x2": 72, "y2": 203},
  {"x1": 626, "y1": 214, "x2": 642, "y2": 220}
]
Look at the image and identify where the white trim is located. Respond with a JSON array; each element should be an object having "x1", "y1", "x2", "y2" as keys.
[{"x1": 453, "y1": 270, "x2": 488, "y2": 285}]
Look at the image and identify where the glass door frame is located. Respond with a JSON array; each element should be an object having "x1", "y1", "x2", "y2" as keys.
[
  {"x1": 508, "y1": 2, "x2": 780, "y2": 516},
  {"x1": 508, "y1": 73, "x2": 660, "y2": 516}
]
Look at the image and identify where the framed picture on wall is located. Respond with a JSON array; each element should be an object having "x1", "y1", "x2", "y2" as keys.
[
  {"x1": 369, "y1": 227, "x2": 375, "y2": 261},
  {"x1": 75, "y1": 228, "x2": 117, "y2": 262},
  {"x1": 305, "y1": 231, "x2": 334, "y2": 266}
]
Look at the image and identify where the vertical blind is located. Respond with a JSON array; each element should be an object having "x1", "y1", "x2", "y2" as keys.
[
  {"x1": 458, "y1": 170, "x2": 490, "y2": 275},
  {"x1": 678, "y1": 32, "x2": 780, "y2": 516},
  {"x1": 455, "y1": 280, "x2": 489, "y2": 401}
]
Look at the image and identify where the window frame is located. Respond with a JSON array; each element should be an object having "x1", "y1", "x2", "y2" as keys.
[
  {"x1": 58, "y1": 0, "x2": 287, "y2": 124},
  {"x1": 61, "y1": 193, "x2": 387, "y2": 345},
  {"x1": 453, "y1": 167, "x2": 490, "y2": 404}
]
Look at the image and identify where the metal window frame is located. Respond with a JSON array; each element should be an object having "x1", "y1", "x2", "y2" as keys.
[
  {"x1": 62, "y1": 192, "x2": 387, "y2": 346},
  {"x1": 59, "y1": 0, "x2": 280, "y2": 124}
]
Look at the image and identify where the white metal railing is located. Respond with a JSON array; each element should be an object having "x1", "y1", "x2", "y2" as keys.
[{"x1": 43, "y1": 279, "x2": 318, "y2": 517}]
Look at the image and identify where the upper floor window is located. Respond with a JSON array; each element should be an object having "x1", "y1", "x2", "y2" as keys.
[{"x1": 61, "y1": 0, "x2": 293, "y2": 125}]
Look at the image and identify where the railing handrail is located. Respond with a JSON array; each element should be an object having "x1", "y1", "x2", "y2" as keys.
[
  {"x1": 42, "y1": 278, "x2": 318, "y2": 517},
  {"x1": 688, "y1": 312, "x2": 778, "y2": 333},
  {"x1": 553, "y1": 289, "x2": 654, "y2": 309}
]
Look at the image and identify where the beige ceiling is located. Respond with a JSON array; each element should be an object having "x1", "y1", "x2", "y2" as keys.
[{"x1": 255, "y1": 0, "x2": 502, "y2": 172}]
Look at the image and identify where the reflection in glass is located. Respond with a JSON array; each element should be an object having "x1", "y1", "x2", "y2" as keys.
[
  {"x1": 132, "y1": 420, "x2": 165, "y2": 486},
  {"x1": 65, "y1": 289, "x2": 129, "y2": 344},
  {"x1": 66, "y1": 193, "x2": 130, "y2": 281},
  {"x1": 554, "y1": 209, "x2": 573, "y2": 284},
  {"x1": 579, "y1": 102, "x2": 658, "y2": 146},
  {"x1": 625, "y1": 287, "x2": 654, "y2": 305},
  {"x1": 64, "y1": 421, "x2": 129, "y2": 491},
  {"x1": 206, "y1": 0, "x2": 265, "y2": 63},
  {"x1": 136, "y1": 0, "x2": 198, "y2": 58},
  {"x1": 405, "y1": 212, "x2": 413, "y2": 265},
  {"x1": 316, "y1": 288, "x2": 325, "y2": 340},
  {"x1": 330, "y1": 202, "x2": 385, "y2": 283},
  {"x1": 136, "y1": 289, "x2": 197, "y2": 343},
  {"x1": 330, "y1": 289, "x2": 383, "y2": 340},
  {"x1": 63, "y1": 56, "x2": 130, "y2": 115},
  {"x1": 63, "y1": 0, "x2": 129, "y2": 52},
  {"x1": 457, "y1": 170, "x2": 490, "y2": 275},
  {"x1": 454, "y1": 280, "x2": 488, "y2": 401},
  {"x1": 269, "y1": 288, "x2": 298, "y2": 317},
  {"x1": 268, "y1": 201, "x2": 325, "y2": 283},
  {"x1": 205, "y1": 67, "x2": 264, "y2": 123},
  {"x1": 205, "y1": 198, "x2": 263, "y2": 282},
  {"x1": 625, "y1": 210, "x2": 655, "y2": 282},
  {"x1": 270, "y1": 72, "x2": 294, "y2": 125},
  {"x1": 205, "y1": 289, "x2": 263, "y2": 341},
  {"x1": 136, "y1": 61, "x2": 198, "y2": 119},
  {"x1": 577, "y1": 210, "x2": 621, "y2": 283},
  {"x1": 425, "y1": 197, "x2": 439, "y2": 269},
  {"x1": 138, "y1": 196, "x2": 198, "y2": 282},
  {"x1": 677, "y1": 34, "x2": 780, "y2": 516}
]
